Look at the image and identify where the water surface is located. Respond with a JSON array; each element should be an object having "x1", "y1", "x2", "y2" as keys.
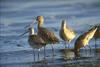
[{"x1": 0, "y1": 0, "x2": 100, "y2": 67}]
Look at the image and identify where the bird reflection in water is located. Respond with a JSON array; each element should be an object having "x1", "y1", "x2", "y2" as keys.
[{"x1": 60, "y1": 49, "x2": 75, "y2": 60}]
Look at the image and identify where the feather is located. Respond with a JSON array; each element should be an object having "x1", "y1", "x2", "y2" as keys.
[
  {"x1": 28, "y1": 35, "x2": 46, "y2": 45},
  {"x1": 38, "y1": 27, "x2": 59, "y2": 44}
]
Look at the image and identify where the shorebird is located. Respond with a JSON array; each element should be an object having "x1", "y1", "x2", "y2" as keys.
[
  {"x1": 36, "y1": 16, "x2": 59, "y2": 62},
  {"x1": 59, "y1": 20, "x2": 76, "y2": 49},
  {"x1": 74, "y1": 26, "x2": 97, "y2": 54},
  {"x1": 20, "y1": 27, "x2": 46, "y2": 62}
]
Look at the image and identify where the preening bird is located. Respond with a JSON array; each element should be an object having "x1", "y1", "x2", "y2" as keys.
[
  {"x1": 74, "y1": 26, "x2": 97, "y2": 53},
  {"x1": 59, "y1": 20, "x2": 76, "y2": 49}
]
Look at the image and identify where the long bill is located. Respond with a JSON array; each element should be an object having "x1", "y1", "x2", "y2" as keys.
[
  {"x1": 19, "y1": 31, "x2": 28, "y2": 37},
  {"x1": 24, "y1": 18, "x2": 36, "y2": 29}
]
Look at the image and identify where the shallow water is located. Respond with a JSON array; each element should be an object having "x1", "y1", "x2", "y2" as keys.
[
  {"x1": 0, "y1": 49, "x2": 100, "y2": 67},
  {"x1": 0, "y1": 0, "x2": 100, "y2": 67}
]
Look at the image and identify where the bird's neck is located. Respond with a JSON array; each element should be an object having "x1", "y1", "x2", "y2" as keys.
[
  {"x1": 38, "y1": 22, "x2": 43, "y2": 29},
  {"x1": 61, "y1": 24, "x2": 66, "y2": 29},
  {"x1": 29, "y1": 29, "x2": 34, "y2": 35}
]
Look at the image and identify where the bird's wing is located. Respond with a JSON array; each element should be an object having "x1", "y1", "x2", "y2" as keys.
[
  {"x1": 39, "y1": 27, "x2": 59, "y2": 42},
  {"x1": 69, "y1": 27, "x2": 76, "y2": 35},
  {"x1": 66, "y1": 26, "x2": 76, "y2": 35},
  {"x1": 29, "y1": 35, "x2": 46, "y2": 44},
  {"x1": 59, "y1": 29, "x2": 66, "y2": 41}
]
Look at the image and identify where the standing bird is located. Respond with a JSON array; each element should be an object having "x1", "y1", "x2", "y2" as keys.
[
  {"x1": 59, "y1": 20, "x2": 76, "y2": 49},
  {"x1": 20, "y1": 27, "x2": 46, "y2": 62},
  {"x1": 36, "y1": 16, "x2": 59, "y2": 62},
  {"x1": 74, "y1": 26, "x2": 97, "y2": 55}
]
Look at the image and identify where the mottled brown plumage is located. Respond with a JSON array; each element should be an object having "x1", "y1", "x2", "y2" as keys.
[
  {"x1": 20, "y1": 27, "x2": 46, "y2": 61},
  {"x1": 38, "y1": 27, "x2": 59, "y2": 44},
  {"x1": 36, "y1": 16, "x2": 59, "y2": 44},
  {"x1": 28, "y1": 35, "x2": 46, "y2": 49},
  {"x1": 36, "y1": 16, "x2": 59, "y2": 62},
  {"x1": 74, "y1": 26, "x2": 97, "y2": 52},
  {"x1": 26, "y1": 27, "x2": 46, "y2": 49}
]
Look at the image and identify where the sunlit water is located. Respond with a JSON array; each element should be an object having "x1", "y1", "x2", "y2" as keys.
[{"x1": 0, "y1": 0, "x2": 100, "y2": 67}]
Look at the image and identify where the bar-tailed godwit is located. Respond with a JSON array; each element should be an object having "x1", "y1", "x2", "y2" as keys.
[
  {"x1": 36, "y1": 16, "x2": 59, "y2": 62},
  {"x1": 74, "y1": 26, "x2": 97, "y2": 54},
  {"x1": 59, "y1": 20, "x2": 76, "y2": 49},
  {"x1": 20, "y1": 27, "x2": 46, "y2": 62}
]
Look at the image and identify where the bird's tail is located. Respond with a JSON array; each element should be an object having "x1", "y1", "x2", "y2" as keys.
[
  {"x1": 54, "y1": 37, "x2": 59, "y2": 43},
  {"x1": 51, "y1": 37, "x2": 59, "y2": 44}
]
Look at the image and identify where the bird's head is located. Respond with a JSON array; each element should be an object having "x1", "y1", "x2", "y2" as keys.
[
  {"x1": 61, "y1": 19, "x2": 67, "y2": 29},
  {"x1": 28, "y1": 27, "x2": 34, "y2": 35},
  {"x1": 36, "y1": 16, "x2": 44, "y2": 26},
  {"x1": 19, "y1": 27, "x2": 35, "y2": 37}
]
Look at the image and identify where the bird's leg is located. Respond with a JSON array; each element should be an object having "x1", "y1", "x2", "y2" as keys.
[
  {"x1": 33, "y1": 50, "x2": 35, "y2": 63},
  {"x1": 38, "y1": 49, "x2": 40, "y2": 61},
  {"x1": 67, "y1": 42, "x2": 70, "y2": 49},
  {"x1": 95, "y1": 38, "x2": 97, "y2": 56},
  {"x1": 43, "y1": 46, "x2": 48, "y2": 64},
  {"x1": 87, "y1": 45, "x2": 91, "y2": 56},
  {"x1": 64, "y1": 41, "x2": 67, "y2": 50},
  {"x1": 95, "y1": 38, "x2": 97, "y2": 49},
  {"x1": 66, "y1": 42, "x2": 70, "y2": 49},
  {"x1": 83, "y1": 46, "x2": 87, "y2": 56},
  {"x1": 51, "y1": 44, "x2": 54, "y2": 62},
  {"x1": 64, "y1": 41, "x2": 67, "y2": 57},
  {"x1": 44, "y1": 46, "x2": 46, "y2": 61},
  {"x1": 51, "y1": 44, "x2": 55, "y2": 56}
]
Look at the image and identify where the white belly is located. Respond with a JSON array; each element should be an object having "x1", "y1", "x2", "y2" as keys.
[{"x1": 29, "y1": 42, "x2": 43, "y2": 49}]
